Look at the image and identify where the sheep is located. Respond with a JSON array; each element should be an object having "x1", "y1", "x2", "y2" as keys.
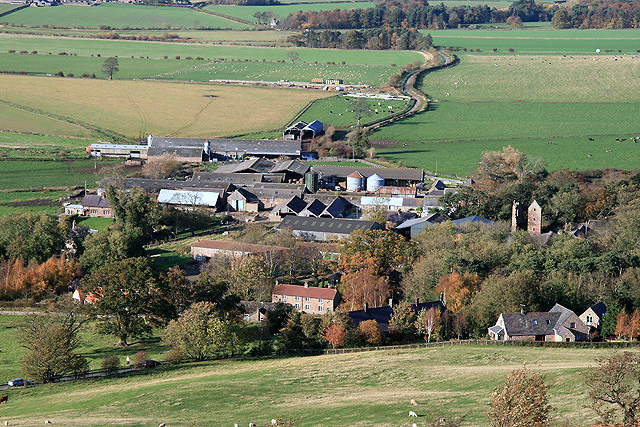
[
  {"x1": 249, "y1": 424, "x2": 257, "y2": 427},
  {"x1": 159, "y1": 424, "x2": 166, "y2": 427},
  {"x1": 410, "y1": 399, "x2": 418, "y2": 406},
  {"x1": 409, "y1": 411, "x2": 418, "y2": 417},
  {"x1": 271, "y1": 420, "x2": 278, "y2": 425},
  {"x1": 5, "y1": 421, "x2": 9, "y2": 426},
  {"x1": 44, "y1": 421, "x2": 53, "y2": 425}
]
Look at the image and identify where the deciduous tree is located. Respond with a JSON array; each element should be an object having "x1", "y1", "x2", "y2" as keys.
[
  {"x1": 323, "y1": 323, "x2": 346, "y2": 348},
  {"x1": 416, "y1": 306, "x2": 440, "y2": 343},
  {"x1": 341, "y1": 267, "x2": 390, "y2": 311},
  {"x1": 101, "y1": 56, "x2": 119, "y2": 79}
]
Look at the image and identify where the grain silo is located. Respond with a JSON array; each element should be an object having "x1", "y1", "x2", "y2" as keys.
[
  {"x1": 366, "y1": 173, "x2": 385, "y2": 192},
  {"x1": 346, "y1": 171, "x2": 364, "y2": 192}
]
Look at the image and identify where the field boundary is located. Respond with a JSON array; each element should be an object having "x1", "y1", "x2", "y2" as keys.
[
  {"x1": 194, "y1": 7, "x2": 254, "y2": 26},
  {"x1": 0, "y1": 4, "x2": 28, "y2": 18}
]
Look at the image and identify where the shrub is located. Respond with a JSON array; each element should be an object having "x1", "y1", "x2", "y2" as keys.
[
  {"x1": 96, "y1": 53, "x2": 101, "y2": 57},
  {"x1": 54, "y1": 71, "x2": 64, "y2": 77},
  {"x1": 91, "y1": 73, "x2": 96, "y2": 78},
  {"x1": 102, "y1": 355, "x2": 120, "y2": 373},
  {"x1": 185, "y1": 56, "x2": 192, "y2": 60},
  {"x1": 8, "y1": 50, "x2": 15, "y2": 53},
  {"x1": 508, "y1": 48, "x2": 515, "y2": 52},
  {"x1": 134, "y1": 350, "x2": 148, "y2": 368},
  {"x1": 81, "y1": 73, "x2": 90, "y2": 78},
  {"x1": 67, "y1": 73, "x2": 74, "y2": 78},
  {"x1": 175, "y1": 56, "x2": 180, "y2": 60},
  {"x1": 163, "y1": 55, "x2": 168, "y2": 59},
  {"x1": 164, "y1": 347, "x2": 184, "y2": 365},
  {"x1": 19, "y1": 50, "x2": 27, "y2": 54},
  {"x1": 493, "y1": 48, "x2": 498, "y2": 52},
  {"x1": 31, "y1": 50, "x2": 37, "y2": 54}
]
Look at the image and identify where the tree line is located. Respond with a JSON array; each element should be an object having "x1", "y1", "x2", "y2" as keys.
[
  {"x1": 286, "y1": 28, "x2": 433, "y2": 50},
  {"x1": 551, "y1": 0, "x2": 640, "y2": 29}
]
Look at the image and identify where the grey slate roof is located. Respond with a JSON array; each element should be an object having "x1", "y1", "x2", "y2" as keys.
[
  {"x1": 300, "y1": 199, "x2": 326, "y2": 217},
  {"x1": 214, "y1": 158, "x2": 275, "y2": 174},
  {"x1": 193, "y1": 172, "x2": 265, "y2": 185},
  {"x1": 149, "y1": 137, "x2": 301, "y2": 157},
  {"x1": 321, "y1": 196, "x2": 350, "y2": 218},
  {"x1": 277, "y1": 216, "x2": 383, "y2": 234},
  {"x1": 125, "y1": 178, "x2": 231, "y2": 193},
  {"x1": 501, "y1": 312, "x2": 561, "y2": 336},
  {"x1": 349, "y1": 301, "x2": 446, "y2": 332},
  {"x1": 270, "y1": 160, "x2": 310, "y2": 176},
  {"x1": 312, "y1": 165, "x2": 424, "y2": 182},
  {"x1": 82, "y1": 195, "x2": 110, "y2": 208},
  {"x1": 272, "y1": 196, "x2": 307, "y2": 215}
]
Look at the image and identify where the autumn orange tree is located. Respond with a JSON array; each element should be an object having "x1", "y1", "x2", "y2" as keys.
[
  {"x1": 341, "y1": 267, "x2": 390, "y2": 311},
  {"x1": 358, "y1": 319, "x2": 382, "y2": 345},
  {"x1": 340, "y1": 229, "x2": 410, "y2": 275},
  {"x1": 323, "y1": 323, "x2": 346, "y2": 349},
  {"x1": 436, "y1": 271, "x2": 480, "y2": 313},
  {"x1": 615, "y1": 310, "x2": 640, "y2": 341},
  {"x1": 0, "y1": 256, "x2": 77, "y2": 300}
]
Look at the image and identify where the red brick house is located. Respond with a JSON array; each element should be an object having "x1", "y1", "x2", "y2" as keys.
[
  {"x1": 82, "y1": 195, "x2": 113, "y2": 218},
  {"x1": 272, "y1": 283, "x2": 339, "y2": 315}
]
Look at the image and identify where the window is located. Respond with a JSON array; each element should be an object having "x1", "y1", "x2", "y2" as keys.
[
  {"x1": 586, "y1": 315, "x2": 593, "y2": 325},
  {"x1": 295, "y1": 303, "x2": 300, "y2": 309},
  {"x1": 282, "y1": 296, "x2": 286, "y2": 301},
  {"x1": 327, "y1": 307, "x2": 331, "y2": 312},
  {"x1": 305, "y1": 304, "x2": 310, "y2": 310},
  {"x1": 546, "y1": 319, "x2": 551, "y2": 325},
  {"x1": 532, "y1": 320, "x2": 538, "y2": 325},
  {"x1": 305, "y1": 297, "x2": 310, "y2": 302},
  {"x1": 319, "y1": 299, "x2": 324, "y2": 303},
  {"x1": 295, "y1": 296, "x2": 300, "y2": 301},
  {"x1": 318, "y1": 306, "x2": 323, "y2": 312},
  {"x1": 570, "y1": 322, "x2": 575, "y2": 328}
]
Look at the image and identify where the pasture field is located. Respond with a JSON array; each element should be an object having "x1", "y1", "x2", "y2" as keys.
[
  {"x1": 0, "y1": 132, "x2": 96, "y2": 158},
  {"x1": 0, "y1": 344, "x2": 630, "y2": 426},
  {"x1": 205, "y1": 2, "x2": 376, "y2": 22},
  {"x1": 0, "y1": 159, "x2": 117, "y2": 191},
  {"x1": 1, "y1": 3, "x2": 249, "y2": 29},
  {"x1": 373, "y1": 53, "x2": 640, "y2": 175},
  {"x1": 0, "y1": 75, "x2": 330, "y2": 139},
  {"x1": 0, "y1": 315, "x2": 167, "y2": 383},
  {"x1": 0, "y1": 34, "x2": 423, "y2": 66},
  {"x1": 0, "y1": 4, "x2": 22, "y2": 14},
  {"x1": 0, "y1": 189, "x2": 68, "y2": 216},
  {"x1": 298, "y1": 95, "x2": 410, "y2": 128},
  {"x1": 428, "y1": 27, "x2": 640, "y2": 53},
  {"x1": 0, "y1": 103, "x2": 92, "y2": 137}
]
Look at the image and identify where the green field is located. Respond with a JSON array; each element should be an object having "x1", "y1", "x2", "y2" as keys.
[
  {"x1": 0, "y1": 189, "x2": 68, "y2": 216},
  {"x1": 373, "y1": 52, "x2": 640, "y2": 175},
  {"x1": 0, "y1": 132, "x2": 96, "y2": 158},
  {"x1": 1, "y1": 3, "x2": 249, "y2": 29},
  {"x1": 0, "y1": 344, "x2": 631, "y2": 426},
  {"x1": 0, "y1": 159, "x2": 116, "y2": 191},
  {"x1": 428, "y1": 27, "x2": 640, "y2": 53},
  {"x1": 206, "y1": 2, "x2": 375, "y2": 22},
  {"x1": 299, "y1": 95, "x2": 410, "y2": 128},
  {"x1": 0, "y1": 103, "x2": 93, "y2": 137},
  {"x1": 0, "y1": 315, "x2": 167, "y2": 383},
  {"x1": 0, "y1": 4, "x2": 22, "y2": 14}
]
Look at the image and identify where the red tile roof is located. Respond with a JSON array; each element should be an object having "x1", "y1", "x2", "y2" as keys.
[{"x1": 272, "y1": 283, "x2": 338, "y2": 300}]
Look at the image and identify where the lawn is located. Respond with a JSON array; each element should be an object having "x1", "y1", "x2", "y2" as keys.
[
  {"x1": 0, "y1": 315, "x2": 167, "y2": 383},
  {"x1": 0, "y1": 344, "x2": 632, "y2": 426},
  {"x1": 0, "y1": 75, "x2": 330, "y2": 139},
  {"x1": 1, "y1": 3, "x2": 249, "y2": 29},
  {"x1": 0, "y1": 34, "x2": 423, "y2": 66},
  {"x1": 205, "y1": 2, "x2": 376, "y2": 22},
  {"x1": 373, "y1": 52, "x2": 640, "y2": 176},
  {"x1": 76, "y1": 217, "x2": 115, "y2": 231},
  {"x1": 298, "y1": 95, "x2": 411, "y2": 128}
]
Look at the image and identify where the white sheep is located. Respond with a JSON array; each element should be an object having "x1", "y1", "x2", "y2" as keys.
[
  {"x1": 44, "y1": 422, "x2": 53, "y2": 425},
  {"x1": 409, "y1": 411, "x2": 418, "y2": 417},
  {"x1": 271, "y1": 420, "x2": 278, "y2": 425},
  {"x1": 410, "y1": 399, "x2": 418, "y2": 406},
  {"x1": 249, "y1": 424, "x2": 256, "y2": 427}
]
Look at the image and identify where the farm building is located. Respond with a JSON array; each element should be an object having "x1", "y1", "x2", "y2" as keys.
[
  {"x1": 299, "y1": 199, "x2": 326, "y2": 217},
  {"x1": 489, "y1": 304, "x2": 590, "y2": 342},
  {"x1": 579, "y1": 302, "x2": 607, "y2": 333},
  {"x1": 125, "y1": 178, "x2": 232, "y2": 194},
  {"x1": 88, "y1": 143, "x2": 148, "y2": 159},
  {"x1": 64, "y1": 204, "x2": 84, "y2": 216},
  {"x1": 349, "y1": 298, "x2": 446, "y2": 332},
  {"x1": 191, "y1": 240, "x2": 286, "y2": 260},
  {"x1": 80, "y1": 195, "x2": 113, "y2": 218},
  {"x1": 272, "y1": 282, "x2": 339, "y2": 315},
  {"x1": 270, "y1": 160, "x2": 310, "y2": 182},
  {"x1": 228, "y1": 188, "x2": 261, "y2": 212},
  {"x1": 325, "y1": 79, "x2": 343, "y2": 85},
  {"x1": 241, "y1": 301, "x2": 275, "y2": 322},
  {"x1": 360, "y1": 196, "x2": 423, "y2": 213},
  {"x1": 157, "y1": 189, "x2": 220, "y2": 210},
  {"x1": 396, "y1": 212, "x2": 446, "y2": 238},
  {"x1": 192, "y1": 172, "x2": 283, "y2": 185},
  {"x1": 276, "y1": 216, "x2": 383, "y2": 241},
  {"x1": 214, "y1": 158, "x2": 275, "y2": 174},
  {"x1": 283, "y1": 120, "x2": 323, "y2": 140},
  {"x1": 270, "y1": 195, "x2": 308, "y2": 219},
  {"x1": 312, "y1": 165, "x2": 424, "y2": 189}
]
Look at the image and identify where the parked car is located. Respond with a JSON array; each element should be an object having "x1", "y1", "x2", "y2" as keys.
[{"x1": 8, "y1": 378, "x2": 32, "y2": 387}]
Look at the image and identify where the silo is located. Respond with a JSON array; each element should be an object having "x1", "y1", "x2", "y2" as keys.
[
  {"x1": 305, "y1": 171, "x2": 319, "y2": 193},
  {"x1": 346, "y1": 171, "x2": 364, "y2": 192},
  {"x1": 366, "y1": 173, "x2": 385, "y2": 192}
]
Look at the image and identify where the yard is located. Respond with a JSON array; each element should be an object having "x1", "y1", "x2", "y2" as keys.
[{"x1": 0, "y1": 343, "x2": 631, "y2": 426}]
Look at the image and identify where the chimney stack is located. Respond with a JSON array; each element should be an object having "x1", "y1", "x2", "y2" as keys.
[
  {"x1": 414, "y1": 297, "x2": 420, "y2": 306},
  {"x1": 304, "y1": 281, "x2": 309, "y2": 288},
  {"x1": 363, "y1": 302, "x2": 368, "y2": 312},
  {"x1": 388, "y1": 298, "x2": 393, "y2": 308}
]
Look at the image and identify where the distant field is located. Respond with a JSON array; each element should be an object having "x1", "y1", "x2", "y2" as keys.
[
  {"x1": 373, "y1": 53, "x2": 640, "y2": 175},
  {"x1": 0, "y1": 75, "x2": 330, "y2": 139},
  {"x1": 0, "y1": 34, "x2": 423, "y2": 66},
  {"x1": 206, "y1": 2, "x2": 375, "y2": 22},
  {"x1": 0, "y1": 344, "x2": 630, "y2": 426},
  {"x1": 0, "y1": 131, "x2": 95, "y2": 158},
  {"x1": 1, "y1": 3, "x2": 249, "y2": 29},
  {"x1": 0, "y1": 103, "x2": 92, "y2": 137},
  {"x1": 427, "y1": 28, "x2": 640, "y2": 53},
  {"x1": 0, "y1": 159, "x2": 116, "y2": 191},
  {"x1": 0, "y1": 4, "x2": 22, "y2": 14},
  {"x1": 0, "y1": 189, "x2": 68, "y2": 216},
  {"x1": 299, "y1": 95, "x2": 410, "y2": 128}
]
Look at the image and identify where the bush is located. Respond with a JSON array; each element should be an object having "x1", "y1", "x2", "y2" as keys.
[
  {"x1": 8, "y1": 50, "x2": 15, "y2": 53},
  {"x1": 31, "y1": 50, "x2": 37, "y2": 54},
  {"x1": 134, "y1": 350, "x2": 148, "y2": 368},
  {"x1": 102, "y1": 355, "x2": 120, "y2": 374},
  {"x1": 67, "y1": 73, "x2": 74, "y2": 78},
  {"x1": 81, "y1": 73, "x2": 90, "y2": 78},
  {"x1": 175, "y1": 56, "x2": 180, "y2": 60},
  {"x1": 54, "y1": 71, "x2": 64, "y2": 77},
  {"x1": 164, "y1": 347, "x2": 184, "y2": 365}
]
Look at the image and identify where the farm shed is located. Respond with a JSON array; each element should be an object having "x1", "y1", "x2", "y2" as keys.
[
  {"x1": 312, "y1": 165, "x2": 424, "y2": 188},
  {"x1": 283, "y1": 120, "x2": 323, "y2": 140},
  {"x1": 192, "y1": 172, "x2": 284, "y2": 185},
  {"x1": 148, "y1": 136, "x2": 301, "y2": 161},
  {"x1": 241, "y1": 184, "x2": 305, "y2": 209},
  {"x1": 299, "y1": 199, "x2": 326, "y2": 217},
  {"x1": 276, "y1": 216, "x2": 383, "y2": 241},
  {"x1": 157, "y1": 189, "x2": 219, "y2": 209},
  {"x1": 214, "y1": 158, "x2": 275, "y2": 174},
  {"x1": 228, "y1": 188, "x2": 261, "y2": 212},
  {"x1": 88, "y1": 143, "x2": 148, "y2": 159},
  {"x1": 124, "y1": 178, "x2": 232, "y2": 194},
  {"x1": 349, "y1": 298, "x2": 445, "y2": 332},
  {"x1": 270, "y1": 195, "x2": 307, "y2": 219},
  {"x1": 191, "y1": 240, "x2": 286, "y2": 260},
  {"x1": 270, "y1": 160, "x2": 310, "y2": 182},
  {"x1": 361, "y1": 196, "x2": 423, "y2": 212},
  {"x1": 395, "y1": 212, "x2": 446, "y2": 238}
]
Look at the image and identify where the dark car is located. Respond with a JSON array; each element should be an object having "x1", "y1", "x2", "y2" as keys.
[{"x1": 8, "y1": 378, "x2": 32, "y2": 387}]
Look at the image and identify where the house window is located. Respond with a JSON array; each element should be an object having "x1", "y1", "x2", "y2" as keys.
[
  {"x1": 295, "y1": 296, "x2": 300, "y2": 301},
  {"x1": 305, "y1": 304, "x2": 310, "y2": 310},
  {"x1": 319, "y1": 298, "x2": 324, "y2": 303},
  {"x1": 532, "y1": 320, "x2": 538, "y2": 325},
  {"x1": 282, "y1": 296, "x2": 286, "y2": 301},
  {"x1": 586, "y1": 315, "x2": 593, "y2": 324},
  {"x1": 305, "y1": 297, "x2": 310, "y2": 302},
  {"x1": 570, "y1": 322, "x2": 575, "y2": 328},
  {"x1": 295, "y1": 303, "x2": 300, "y2": 309},
  {"x1": 318, "y1": 306, "x2": 323, "y2": 312},
  {"x1": 546, "y1": 319, "x2": 551, "y2": 325}
]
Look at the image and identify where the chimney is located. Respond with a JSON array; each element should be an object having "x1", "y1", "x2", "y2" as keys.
[
  {"x1": 363, "y1": 302, "x2": 368, "y2": 312},
  {"x1": 275, "y1": 279, "x2": 279, "y2": 286},
  {"x1": 304, "y1": 281, "x2": 309, "y2": 288},
  {"x1": 520, "y1": 304, "x2": 525, "y2": 315},
  {"x1": 414, "y1": 297, "x2": 420, "y2": 306},
  {"x1": 388, "y1": 298, "x2": 393, "y2": 308}
]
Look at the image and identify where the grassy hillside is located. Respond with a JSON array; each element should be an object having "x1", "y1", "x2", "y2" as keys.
[
  {"x1": 0, "y1": 345, "x2": 629, "y2": 426},
  {"x1": 374, "y1": 52, "x2": 640, "y2": 175},
  {"x1": 0, "y1": 75, "x2": 330, "y2": 139},
  {"x1": 205, "y1": 2, "x2": 376, "y2": 22},
  {"x1": 2, "y1": 3, "x2": 249, "y2": 29}
]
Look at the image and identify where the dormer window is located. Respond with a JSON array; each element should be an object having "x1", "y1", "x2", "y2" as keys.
[{"x1": 546, "y1": 319, "x2": 551, "y2": 325}]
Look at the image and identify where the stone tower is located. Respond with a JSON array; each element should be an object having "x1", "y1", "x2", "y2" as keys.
[
  {"x1": 511, "y1": 201, "x2": 527, "y2": 233},
  {"x1": 527, "y1": 200, "x2": 542, "y2": 236}
]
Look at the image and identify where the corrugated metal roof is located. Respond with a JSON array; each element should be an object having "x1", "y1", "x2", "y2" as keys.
[
  {"x1": 277, "y1": 216, "x2": 382, "y2": 234},
  {"x1": 192, "y1": 239, "x2": 285, "y2": 254},
  {"x1": 270, "y1": 160, "x2": 310, "y2": 176},
  {"x1": 157, "y1": 189, "x2": 218, "y2": 207},
  {"x1": 150, "y1": 137, "x2": 301, "y2": 157}
]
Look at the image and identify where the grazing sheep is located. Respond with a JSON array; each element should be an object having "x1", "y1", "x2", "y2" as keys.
[
  {"x1": 410, "y1": 399, "x2": 418, "y2": 406},
  {"x1": 409, "y1": 411, "x2": 418, "y2": 417},
  {"x1": 234, "y1": 424, "x2": 239, "y2": 427},
  {"x1": 412, "y1": 424, "x2": 418, "y2": 427},
  {"x1": 271, "y1": 420, "x2": 278, "y2": 425},
  {"x1": 44, "y1": 421, "x2": 53, "y2": 425},
  {"x1": 159, "y1": 424, "x2": 166, "y2": 427},
  {"x1": 249, "y1": 424, "x2": 256, "y2": 427},
  {"x1": 439, "y1": 418, "x2": 447, "y2": 423}
]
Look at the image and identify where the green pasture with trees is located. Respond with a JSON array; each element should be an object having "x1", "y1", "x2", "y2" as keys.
[
  {"x1": 1, "y1": 3, "x2": 249, "y2": 29},
  {"x1": 298, "y1": 96, "x2": 410, "y2": 128},
  {"x1": 0, "y1": 345, "x2": 633, "y2": 426}
]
